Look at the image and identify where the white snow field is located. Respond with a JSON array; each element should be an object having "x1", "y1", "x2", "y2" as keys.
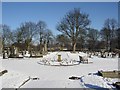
[{"x1": 0, "y1": 51, "x2": 119, "y2": 89}]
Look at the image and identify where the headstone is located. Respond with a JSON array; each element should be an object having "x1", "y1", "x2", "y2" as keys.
[
  {"x1": 14, "y1": 47, "x2": 18, "y2": 55},
  {"x1": 24, "y1": 51, "x2": 30, "y2": 57},
  {"x1": 109, "y1": 52, "x2": 112, "y2": 58},
  {"x1": 98, "y1": 52, "x2": 101, "y2": 57},
  {"x1": 3, "y1": 51, "x2": 8, "y2": 59}
]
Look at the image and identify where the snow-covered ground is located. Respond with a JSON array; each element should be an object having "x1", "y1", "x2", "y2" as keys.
[
  {"x1": 2, "y1": 71, "x2": 29, "y2": 88},
  {"x1": 0, "y1": 51, "x2": 119, "y2": 88}
]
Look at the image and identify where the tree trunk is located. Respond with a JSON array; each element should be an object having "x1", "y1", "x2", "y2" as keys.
[
  {"x1": 40, "y1": 43, "x2": 42, "y2": 54},
  {"x1": 44, "y1": 40, "x2": 47, "y2": 53},
  {"x1": 27, "y1": 45, "x2": 30, "y2": 52},
  {"x1": 72, "y1": 42, "x2": 76, "y2": 52},
  {"x1": 40, "y1": 37, "x2": 43, "y2": 54}
]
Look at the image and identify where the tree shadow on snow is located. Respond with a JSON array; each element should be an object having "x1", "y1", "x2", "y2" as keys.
[{"x1": 85, "y1": 84, "x2": 109, "y2": 90}]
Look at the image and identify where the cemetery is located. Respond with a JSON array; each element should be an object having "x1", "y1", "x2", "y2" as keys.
[{"x1": 0, "y1": 1, "x2": 120, "y2": 89}]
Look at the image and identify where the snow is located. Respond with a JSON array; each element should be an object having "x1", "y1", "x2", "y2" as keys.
[
  {"x1": 22, "y1": 80, "x2": 83, "y2": 88},
  {"x1": 2, "y1": 71, "x2": 29, "y2": 88},
  {"x1": 39, "y1": 51, "x2": 93, "y2": 66},
  {"x1": 0, "y1": 51, "x2": 119, "y2": 88},
  {"x1": 81, "y1": 74, "x2": 112, "y2": 88}
]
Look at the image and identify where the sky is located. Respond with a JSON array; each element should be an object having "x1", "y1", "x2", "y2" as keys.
[{"x1": 2, "y1": 2, "x2": 118, "y2": 35}]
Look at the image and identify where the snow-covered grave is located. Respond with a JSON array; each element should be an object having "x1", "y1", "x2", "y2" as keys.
[
  {"x1": 38, "y1": 51, "x2": 93, "y2": 66},
  {"x1": 0, "y1": 51, "x2": 119, "y2": 88},
  {"x1": 38, "y1": 52, "x2": 81, "y2": 66}
]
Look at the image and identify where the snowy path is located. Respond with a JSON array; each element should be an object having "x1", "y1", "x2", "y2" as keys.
[{"x1": 0, "y1": 52, "x2": 119, "y2": 88}]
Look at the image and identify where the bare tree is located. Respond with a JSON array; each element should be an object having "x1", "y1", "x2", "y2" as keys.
[
  {"x1": 14, "y1": 28, "x2": 25, "y2": 44},
  {"x1": 77, "y1": 29, "x2": 87, "y2": 50},
  {"x1": 36, "y1": 21, "x2": 47, "y2": 53},
  {"x1": 87, "y1": 28, "x2": 99, "y2": 51},
  {"x1": 56, "y1": 34, "x2": 68, "y2": 45},
  {"x1": 100, "y1": 18, "x2": 117, "y2": 51},
  {"x1": 17, "y1": 22, "x2": 36, "y2": 52},
  {"x1": 43, "y1": 29, "x2": 53, "y2": 52},
  {"x1": 100, "y1": 27, "x2": 111, "y2": 51},
  {"x1": 57, "y1": 8, "x2": 90, "y2": 52},
  {"x1": 110, "y1": 19, "x2": 118, "y2": 50},
  {"x1": 56, "y1": 34, "x2": 70, "y2": 49},
  {"x1": 45, "y1": 29, "x2": 53, "y2": 45},
  {"x1": 2, "y1": 25, "x2": 13, "y2": 47}
]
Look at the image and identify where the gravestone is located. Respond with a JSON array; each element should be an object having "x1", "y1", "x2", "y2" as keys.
[
  {"x1": 24, "y1": 51, "x2": 30, "y2": 57},
  {"x1": 3, "y1": 50, "x2": 8, "y2": 59},
  {"x1": 9, "y1": 46, "x2": 19, "y2": 58},
  {"x1": 14, "y1": 47, "x2": 18, "y2": 55}
]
